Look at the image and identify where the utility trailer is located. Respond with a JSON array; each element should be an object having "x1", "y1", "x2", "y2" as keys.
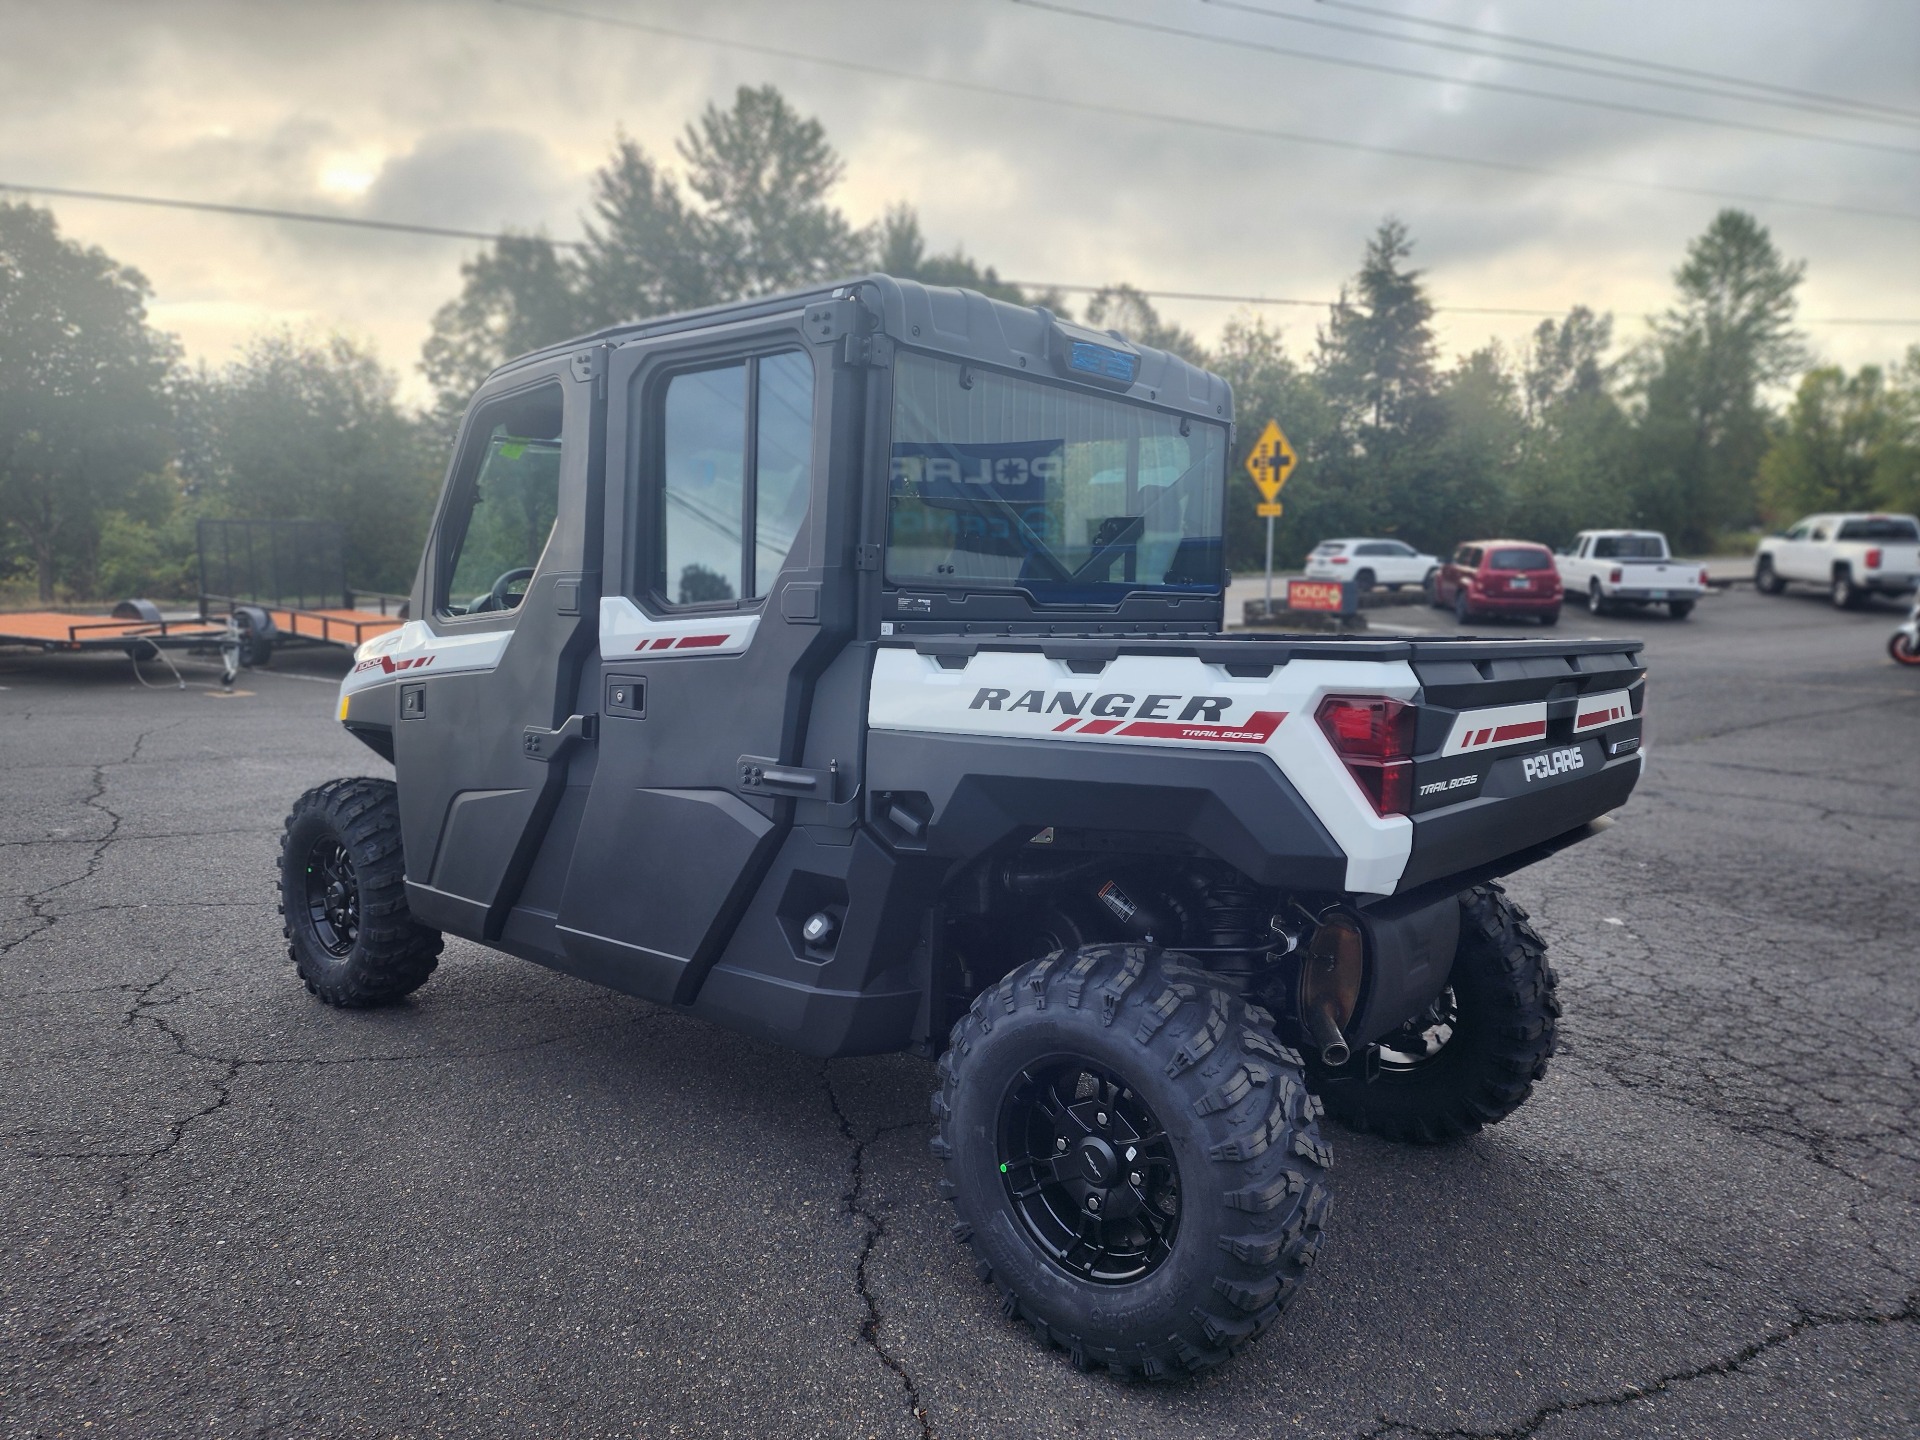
[
  {"x1": 1, "y1": 522, "x2": 405, "y2": 683},
  {"x1": 195, "y1": 518, "x2": 405, "y2": 663},
  {"x1": 278, "y1": 275, "x2": 1648, "y2": 1379}
]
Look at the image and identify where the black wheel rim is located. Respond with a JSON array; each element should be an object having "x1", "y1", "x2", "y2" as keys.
[
  {"x1": 303, "y1": 836, "x2": 360, "y2": 958},
  {"x1": 996, "y1": 1056, "x2": 1181, "y2": 1285},
  {"x1": 1374, "y1": 987, "x2": 1458, "y2": 1073}
]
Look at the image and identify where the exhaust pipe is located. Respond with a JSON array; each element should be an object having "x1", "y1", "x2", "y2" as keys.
[
  {"x1": 1299, "y1": 910, "x2": 1365, "y2": 1067},
  {"x1": 1303, "y1": 999, "x2": 1351, "y2": 1067}
]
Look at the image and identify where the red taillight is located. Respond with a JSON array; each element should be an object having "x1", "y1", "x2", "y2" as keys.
[
  {"x1": 1699, "y1": 567, "x2": 1710, "y2": 586},
  {"x1": 1610, "y1": 567, "x2": 1623, "y2": 584},
  {"x1": 1866, "y1": 548, "x2": 1882, "y2": 569},
  {"x1": 1317, "y1": 695, "x2": 1417, "y2": 816}
]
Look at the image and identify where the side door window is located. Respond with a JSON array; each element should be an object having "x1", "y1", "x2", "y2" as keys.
[
  {"x1": 439, "y1": 383, "x2": 565, "y2": 618},
  {"x1": 657, "y1": 350, "x2": 814, "y2": 607}
]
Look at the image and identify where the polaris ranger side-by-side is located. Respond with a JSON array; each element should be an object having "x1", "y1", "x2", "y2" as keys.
[{"x1": 282, "y1": 276, "x2": 1646, "y2": 1378}]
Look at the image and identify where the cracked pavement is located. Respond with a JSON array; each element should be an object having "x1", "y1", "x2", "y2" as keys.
[{"x1": 2, "y1": 585, "x2": 1917, "y2": 1438}]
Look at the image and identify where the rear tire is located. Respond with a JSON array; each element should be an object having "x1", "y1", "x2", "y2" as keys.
[
  {"x1": 933, "y1": 945, "x2": 1332, "y2": 1379},
  {"x1": 1832, "y1": 571, "x2": 1861, "y2": 609},
  {"x1": 1313, "y1": 886, "x2": 1559, "y2": 1144},
  {"x1": 1668, "y1": 599, "x2": 1695, "y2": 620},
  {"x1": 1453, "y1": 588, "x2": 1472, "y2": 624},
  {"x1": 1755, "y1": 557, "x2": 1785, "y2": 595},
  {"x1": 1425, "y1": 571, "x2": 1443, "y2": 608},
  {"x1": 279, "y1": 777, "x2": 441, "y2": 1007},
  {"x1": 1586, "y1": 579, "x2": 1608, "y2": 616},
  {"x1": 1538, "y1": 607, "x2": 1560, "y2": 627},
  {"x1": 1353, "y1": 568, "x2": 1375, "y2": 593}
]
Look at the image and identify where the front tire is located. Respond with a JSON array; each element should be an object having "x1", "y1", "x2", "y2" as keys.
[
  {"x1": 1538, "y1": 607, "x2": 1561, "y2": 626},
  {"x1": 279, "y1": 777, "x2": 441, "y2": 1007},
  {"x1": 933, "y1": 946, "x2": 1332, "y2": 1379},
  {"x1": 1314, "y1": 886, "x2": 1558, "y2": 1144},
  {"x1": 1755, "y1": 556, "x2": 1785, "y2": 594}
]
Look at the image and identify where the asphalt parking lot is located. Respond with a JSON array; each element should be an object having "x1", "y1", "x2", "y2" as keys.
[{"x1": 3, "y1": 584, "x2": 1916, "y2": 1439}]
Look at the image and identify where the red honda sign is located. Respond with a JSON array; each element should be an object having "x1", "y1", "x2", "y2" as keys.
[{"x1": 1287, "y1": 580, "x2": 1349, "y2": 613}]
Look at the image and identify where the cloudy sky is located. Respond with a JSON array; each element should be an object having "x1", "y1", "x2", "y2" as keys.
[{"x1": 4, "y1": 0, "x2": 1916, "y2": 406}]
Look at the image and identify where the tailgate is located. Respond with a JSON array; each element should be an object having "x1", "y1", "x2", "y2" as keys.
[{"x1": 1398, "y1": 642, "x2": 1646, "y2": 891}]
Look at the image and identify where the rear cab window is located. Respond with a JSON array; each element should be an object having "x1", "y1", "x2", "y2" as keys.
[
  {"x1": 886, "y1": 351, "x2": 1226, "y2": 601},
  {"x1": 1837, "y1": 517, "x2": 1920, "y2": 542},
  {"x1": 1591, "y1": 533, "x2": 1666, "y2": 560}
]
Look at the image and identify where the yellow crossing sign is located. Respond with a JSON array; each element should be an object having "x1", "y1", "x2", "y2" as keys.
[{"x1": 1244, "y1": 419, "x2": 1297, "y2": 502}]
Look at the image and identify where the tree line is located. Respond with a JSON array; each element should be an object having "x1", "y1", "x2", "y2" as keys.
[{"x1": 3, "y1": 84, "x2": 1916, "y2": 604}]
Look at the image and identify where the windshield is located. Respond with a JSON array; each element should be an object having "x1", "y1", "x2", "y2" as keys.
[
  {"x1": 1591, "y1": 533, "x2": 1667, "y2": 559},
  {"x1": 887, "y1": 352, "x2": 1226, "y2": 603},
  {"x1": 1488, "y1": 547, "x2": 1554, "y2": 571}
]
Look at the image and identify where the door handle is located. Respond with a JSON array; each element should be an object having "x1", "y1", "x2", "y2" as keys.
[
  {"x1": 738, "y1": 754, "x2": 837, "y2": 797},
  {"x1": 523, "y1": 713, "x2": 597, "y2": 763}
]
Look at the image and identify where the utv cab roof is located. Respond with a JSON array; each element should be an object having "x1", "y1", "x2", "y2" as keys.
[{"x1": 484, "y1": 273, "x2": 1234, "y2": 425}]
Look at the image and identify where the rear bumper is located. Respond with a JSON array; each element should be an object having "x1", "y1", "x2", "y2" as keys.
[
  {"x1": 1464, "y1": 590, "x2": 1561, "y2": 614},
  {"x1": 1606, "y1": 587, "x2": 1702, "y2": 601},
  {"x1": 1397, "y1": 749, "x2": 1641, "y2": 892}
]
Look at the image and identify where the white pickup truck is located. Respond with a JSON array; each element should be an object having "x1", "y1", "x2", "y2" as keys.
[
  {"x1": 1754, "y1": 513, "x2": 1920, "y2": 608},
  {"x1": 1557, "y1": 531, "x2": 1709, "y2": 619}
]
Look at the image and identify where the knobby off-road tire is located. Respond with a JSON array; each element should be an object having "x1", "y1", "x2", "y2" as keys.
[
  {"x1": 932, "y1": 945, "x2": 1332, "y2": 1379},
  {"x1": 279, "y1": 777, "x2": 441, "y2": 1007},
  {"x1": 1315, "y1": 885, "x2": 1559, "y2": 1144}
]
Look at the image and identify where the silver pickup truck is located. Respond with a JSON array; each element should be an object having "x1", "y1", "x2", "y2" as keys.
[{"x1": 1557, "y1": 530, "x2": 1708, "y2": 619}]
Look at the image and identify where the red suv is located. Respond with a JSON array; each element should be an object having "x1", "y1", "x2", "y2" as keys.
[{"x1": 1431, "y1": 540, "x2": 1562, "y2": 625}]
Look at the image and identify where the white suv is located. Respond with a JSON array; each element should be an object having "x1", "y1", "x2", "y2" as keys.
[{"x1": 1305, "y1": 538, "x2": 1439, "y2": 591}]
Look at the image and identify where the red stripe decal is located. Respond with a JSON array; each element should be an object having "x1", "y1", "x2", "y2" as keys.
[
  {"x1": 1491, "y1": 720, "x2": 1548, "y2": 743},
  {"x1": 676, "y1": 634, "x2": 728, "y2": 649},
  {"x1": 1115, "y1": 710, "x2": 1288, "y2": 744},
  {"x1": 1052, "y1": 719, "x2": 1081, "y2": 732},
  {"x1": 1078, "y1": 719, "x2": 1122, "y2": 734}
]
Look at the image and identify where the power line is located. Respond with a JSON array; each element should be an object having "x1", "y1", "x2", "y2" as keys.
[
  {"x1": 0, "y1": 179, "x2": 579, "y2": 249},
  {"x1": 1012, "y1": 0, "x2": 1920, "y2": 161},
  {"x1": 1313, "y1": 0, "x2": 1920, "y2": 128},
  {"x1": 1200, "y1": 0, "x2": 1920, "y2": 131},
  {"x1": 4, "y1": 182, "x2": 1911, "y2": 328},
  {"x1": 490, "y1": 0, "x2": 1920, "y2": 227}
]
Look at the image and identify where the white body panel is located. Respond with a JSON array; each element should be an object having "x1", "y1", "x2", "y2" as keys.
[
  {"x1": 340, "y1": 620, "x2": 512, "y2": 700},
  {"x1": 867, "y1": 645, "x2": 1420, "y2": 894},
  {"x1": 599, "y1": 596, "x2": 760, "y2": 659}
]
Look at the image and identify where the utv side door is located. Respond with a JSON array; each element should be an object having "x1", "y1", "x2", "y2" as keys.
[
  {"x1": 391, "y1": 355, "x2": 605, "y2": 940},
  {"x1": 553, "y1": 307, "x2": 861, "y2": 1005}
]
